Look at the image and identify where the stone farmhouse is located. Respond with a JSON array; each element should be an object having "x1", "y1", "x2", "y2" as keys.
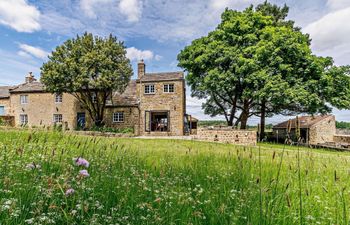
[{"x1": 0, "y1": 60, "x2": 188, "y2": 136}]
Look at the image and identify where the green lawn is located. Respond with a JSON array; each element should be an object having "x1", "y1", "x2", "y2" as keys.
[{"x1": 0, "y1": 130, "x2": 349, "y2": 224}]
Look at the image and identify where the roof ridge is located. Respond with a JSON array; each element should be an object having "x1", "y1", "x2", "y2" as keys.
[{"x1": 145, "y1": 71, "x2": 183, "y2": 75}]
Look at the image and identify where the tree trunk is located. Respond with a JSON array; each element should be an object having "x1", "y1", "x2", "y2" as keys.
[
  {"x1": 240, "y1": 100, "x2": 250, "y2": 129},
  {"x1": 240, "y1": 112, "x2": 248, "y2": 129},
  {"x1": 260, "y1": 100, "x2": 266, "y2": 141}
]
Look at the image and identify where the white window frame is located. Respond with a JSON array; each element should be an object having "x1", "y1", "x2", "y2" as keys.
[
  {"x1": 92, "y1": 93, "x2": 97, "y2": 103},
  {"x1": 53, "y1": 114, "x2": 63, "y2": 123},
  {"x1": 164, "y1": 84, "x2": 175, "y2": 93},
  {"x1": 0, "y1": 105, "x2": 5, "y2": 116},
  {"x1": 20, "y1": 95, "x2": 28, "y2": 104},
  {"x1": 113, "y1": 112, "x2": 124, "y2": 123},
  {"x1": 55, "y1": 93, "x2": 63, "y2": 103},
  {"x1": 144, "y1": 84, "x2": 155, "y2": 94},
  {"x1": 20, "y1": 114, "x2": 28, "y2": 125}
]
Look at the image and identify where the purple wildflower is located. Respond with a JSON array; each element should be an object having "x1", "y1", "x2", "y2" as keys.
[
  {"x1": 79, "y1": 169, "x2": 90, "y2": 177},
  {"x1": 73, "y1": 157, "x2": 89, "y2": 168},
  {"x1": 65, "y1": 188, "x2": 75, "y2": 196}
]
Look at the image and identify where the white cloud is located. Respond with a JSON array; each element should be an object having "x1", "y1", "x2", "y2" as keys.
[
  {"x1": 326, "y1": 0, "x2": 350, "y2": 10},
  {"x1": 0, "y1": 0, "x2": 41, "y2": 32},
  {"x1": 40, "y1": 11, "x2": 85, "y2": 36},
  {"x1": 18, "y1": 44, "x2": 49, "y2": 60},
  {"x1": 118, "y1": 0, "x2": 142, "y2": 22},
  {"x1": 304, "y1": 7, "x2": 350, "y2": 56},
  {"x1": 0, "y1": 49, "x2": 41, "y2": 85},
  {"x1": 17, "y1": 50, "x2": 32, "y2": 58},
  {"x1": 126, "y1": 47, "x2": 154, "y2": 61},
  {"x1": 210, "y1": 0, "x2": 261, "y2": 11},
  {"x1": 155, "y1": 55, "x2": 162, "y2": 61},
  {"x1": 80, "y1": 0, "x2": 113, "y2": 18}
]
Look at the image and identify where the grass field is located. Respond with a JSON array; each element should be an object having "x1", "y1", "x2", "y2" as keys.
[{"x1": 1, "y1": 130, "x2": 350, "y2": 224}]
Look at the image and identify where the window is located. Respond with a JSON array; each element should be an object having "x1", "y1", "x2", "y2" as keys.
[
  {"x1": 53, "y1": 114, "x2": 63, "y2": 123},
  {"x1": 113, "y1": 112, "x2": 124, "y2": 123},
  {"x1": 55, "y1": 94, "x2": 62, "y2": 103},
  {"x1": 20, "y1": 114, "x2": 28, "y2": 125},
  {"x1": 20, "y1": 95, "x2": 28, "y2": 104},
  {"x1": 144, "y1": 84, "x2": 155, "y2": 94},
  {"x1": 0, "y1": 106, "x2": 4, "y2": 116},
  {"x1": 92, "y1": 93, "x2": 97, "y2": 103},
  {"x1": 164, "y1": 84, "x2": 174, "y2": 93}
]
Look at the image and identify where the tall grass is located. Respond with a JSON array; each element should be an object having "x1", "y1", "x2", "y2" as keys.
[{"x1": 0, "y1": 129, "x2": 350, "y2": 224}]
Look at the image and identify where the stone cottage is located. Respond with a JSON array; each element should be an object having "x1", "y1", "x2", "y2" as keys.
[
  {"x1": 272, "y1": 115, "x2": 336, "y2": 145},
  {"x1": 0, "y1": 61, "x2": 187, "y2": 136}
]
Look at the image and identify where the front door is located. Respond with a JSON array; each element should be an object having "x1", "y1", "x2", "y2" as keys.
[
  {"x1": 77, "y1": 113, "x2": 86, "y2": 129},
  {"x1": 0, "y1": 106, "x2": 4, "y2": 115}
]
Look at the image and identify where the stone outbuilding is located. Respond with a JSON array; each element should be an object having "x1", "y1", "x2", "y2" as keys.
[{"x1": 272, "y1": 115, "x2": 336, "y2": 145}]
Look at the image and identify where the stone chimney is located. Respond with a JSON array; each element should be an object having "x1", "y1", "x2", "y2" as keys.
[
  {"x1": 137, "y1": 59, "x2": 145, "y2": 79},
  {"x1": 25, "y1": 72, "x2": 36, "y2": 83}
]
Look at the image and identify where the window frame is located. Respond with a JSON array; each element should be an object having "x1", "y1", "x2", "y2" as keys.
[
  {"x1": 92, "y1": 93, "x2": 97, "y2": 103},
  {"x1": 20, "y1": 95, "x2": 28, "y2": 104},
  {"x1": 20, "y1": 114, "x2": 28, "y2": 125},
  {"x1": 144, "y1": 84, "x2": 155, "y2": 94},
  {"x1": 113, "y1": 112, "x2": 124, "y2": 123},
  {"x1": 53, "y1": 114, "x2": 63, "y2": 123},
  {"x1": 55, "y1": 93, "x2": 63, "y2": 103},
  {"x1": 164, "y1": 84, "x2": 175, "y2": 93},
  {"x1": 0, "y1": 105, "x2": 5, "y2": 116}
]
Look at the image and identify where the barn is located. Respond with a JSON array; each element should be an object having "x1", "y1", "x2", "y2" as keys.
[{"x1": 272, "y1": 115, "x2": 336, "y2": 145}]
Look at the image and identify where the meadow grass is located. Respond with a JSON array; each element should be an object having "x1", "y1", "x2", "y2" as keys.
[{"x1": 0, "y1": 129, "x2": 350, "y2": 224}]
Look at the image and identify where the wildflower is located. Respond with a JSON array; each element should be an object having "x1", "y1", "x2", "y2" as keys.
[
  {"x1": 26, "y1": 162, "x2": 41, "y2": 170},
  {"x1": 25, "y1": 218, "x2": 34, "y2": 224},
  {"x1": 65, "y1": 188, "x2": 75, "y2": 196},
  {"x1": 73, "y1": 157, "x2": 89, "y2": 168},
  {"x1": 79, "y1": 170, "x2": 90, "y2": 177}
]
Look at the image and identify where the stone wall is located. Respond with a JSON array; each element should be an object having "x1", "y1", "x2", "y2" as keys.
[
  {"x1": 0, "y1": 98, "x2": 10, "y2": 115},
  {"x1": 138, "y1": 79, "x2": 185, "y2": 136},
  {"x1": 334, "y1": 135, "x2": 350, "y2": 144},
  {"x1": 309, "y1": 115, "x2": 336, "y2": 145},
  {"x1": 66, "y1": 130, "x2": 135, "y2": 138},
  {"x1": 193, "y1": 127, "x2": 257, "y2": 146},
  {"x1": 337, "y1": 129, "x2": 350, "y2": 135},
  {"x1": 9, "y1": 92, "x2": 81, "y2": 130},
  {"x1": 103, "y1": 106, "x2": 140, "y2": 135}
]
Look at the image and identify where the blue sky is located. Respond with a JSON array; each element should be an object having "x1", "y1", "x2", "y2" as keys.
[{"x1": 0, "y1": 0, "x2": 349, "y2": 123}]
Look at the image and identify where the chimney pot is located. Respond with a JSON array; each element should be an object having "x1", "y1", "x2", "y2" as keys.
[
  {"x1": 25, "y1": 72, "x2": 36, "y2": 83},
  {"x1": 137, "y1": 59, "x2": 145, "y2": 79}
]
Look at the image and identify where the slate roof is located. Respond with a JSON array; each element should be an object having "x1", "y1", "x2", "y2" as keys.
[
  {"x1": 5, "y1": 71, "x2": 183, "y2": 105},
  {"x1": 110, "y1": 80, "x2": 138, "y2": 106},
  {"x1": 140, "y1": 72, "x2": 184, "y2": 82},
  {"x1": 190, "y1": 116, "x2": 199, "y2": 122},
  {"x1": 273, "y1": 115, "x2": 333, "y2": 129},
  {"x1": 0, "y1": 86, "x2": 13, "y2": 98},
  {"x1": 9, "y1": 81, "x2": 45, "y2": 93}
]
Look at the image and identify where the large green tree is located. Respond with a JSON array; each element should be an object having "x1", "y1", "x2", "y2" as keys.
[
  {"x1": 178, "y1": 3, "x2": 350, "y2": 137},
  {"x1": 41, "y1": 33, "x2": 133, "y2": 127}
]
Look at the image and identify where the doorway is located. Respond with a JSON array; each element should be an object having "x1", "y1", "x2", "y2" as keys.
[
  {"x1": 77, "y1": 113, "x2": 86, "y2": 129},
  {"x1": 145, "y1": 111, "x2": 170, "y2": 132}
]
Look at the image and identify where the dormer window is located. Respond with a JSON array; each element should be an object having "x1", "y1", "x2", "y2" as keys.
[
  {"x1": 55, "y1": 94, "x2": 62, "y2": 103},
  {"x1": 144, "y1": 84, "x2": 155, "y2": 94},
  {"x1": 164, "y1": 84, "x2": 174, "y2": 93}
]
